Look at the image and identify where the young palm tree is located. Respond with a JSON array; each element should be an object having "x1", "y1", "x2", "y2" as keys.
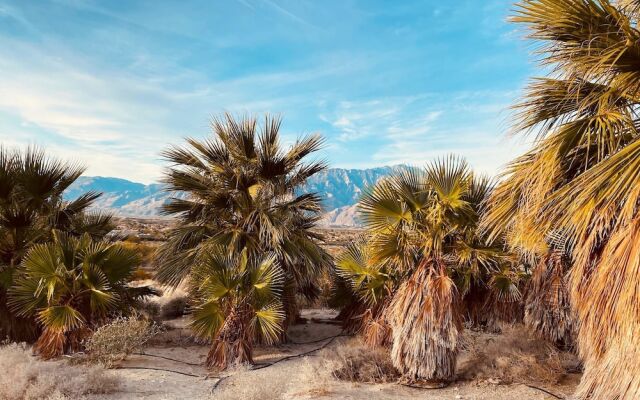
[
  {"x1": 157, "y1": 114, "x2": 332, "y2": 367},
  {"x1": 9, "y1": 230, "x2": 151, "y2": 358},
  {"x1": 336, "y1": 158, "x2": 517, "y2": 383},
  {"x1": 482, "y1": 1, "x2": 640, "y2": 398},
  {"x1": 0, "y1": 147, "x2": 113, "y2": 341},
  {"x1": 189, "y1": 249, "x2": 285, "y2": 368}
]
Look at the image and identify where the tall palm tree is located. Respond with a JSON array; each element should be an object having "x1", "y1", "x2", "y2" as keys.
[
  {"x1": 0, "y1": 147, "x2": 113, "y2": 341},
  {"x1": 9, "y1": 230, "x2": 152, "y2": 358},
  {"x1": 336, "y1": 158, "x2": 517, "y2": 383},
  {"x1": 157, "y1": 114, "x2": 332, "y2": 367},
  {"x1": 482, "y1": 1, "x2": 640, "y2": 398}
]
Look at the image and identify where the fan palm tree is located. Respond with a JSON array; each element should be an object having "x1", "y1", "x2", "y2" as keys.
[
  {"x1": 0, "y1": 147, "x2": 113, "y2": 341},
  {"x1": 336, "y1": 158, "x2": 517, "y2": 383},
  {"x1": 481, "y1": 1, "x2": 640, "y2": 398},
  {"x1": 157, "y1": 114, "x2": 332, "y2": 366},
  {"x1": 8, "y1": 230, "x2": 152, "y2": 358},
  {"x1": 189, "y1": 249, "x2": 285, "y2": 368}
]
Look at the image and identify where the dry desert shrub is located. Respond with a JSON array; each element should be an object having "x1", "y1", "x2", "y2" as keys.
[
  {"x1": 457, "y1": 324, "x2": 580, "y2": 385},
  {"x1": 321, "y1": 338, "x2": 399, "y2": 383},
  {"x1": 84, "y1": 317, "x2": 161, "y2": 367},
  {"x1": 160, "y1": 295, "x2": 188, "y2": 319},
  {"x1": 0, "y1": 342, "x2": 119, "y2": 400}
]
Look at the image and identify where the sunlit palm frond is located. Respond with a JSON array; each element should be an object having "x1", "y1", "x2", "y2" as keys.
[
  {"x1": 335, "y1": 239, "x2": 389, "y2": 306},
  {"x1": 9, "y1": 232, "x2": 146, "y2": 357}
]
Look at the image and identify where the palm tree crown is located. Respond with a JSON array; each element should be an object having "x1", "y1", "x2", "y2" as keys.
[
  {"x1": 9, "y1": 230, "x2": 150, "y2": 358},
  {"x1": 0, "y1": 147, "x2": 113, "y2": 341},
  {"x1": 157, "y1": 114, "x2": 332, "y2": 367}
]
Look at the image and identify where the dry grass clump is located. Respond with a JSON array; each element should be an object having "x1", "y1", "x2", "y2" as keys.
[
  {"x1": 213, "y1": 365, "x2": 288, "y2": 400},
  {"x1": 322, "y1": 338, "x2": 400, "y2": 383},
  {"x1": 84, "y1": 317, "x2": 161, "y2": 367},
  {"x1": 0, "y1": 342, "x2": 119, "y2": 400},
  {"x1": 457, "y1": 324, "x2": 581, "y2": 385}
]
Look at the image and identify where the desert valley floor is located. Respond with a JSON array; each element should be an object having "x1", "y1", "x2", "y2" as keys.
[{"x1": 79, "y1": 308, "x2": 578, "y2": 400}]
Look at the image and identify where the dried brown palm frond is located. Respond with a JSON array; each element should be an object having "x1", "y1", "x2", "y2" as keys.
[
  {"x1": 491, "y1": 1, "x2": 640, "y2": 398},
  {"x1": 525, "y1": 251, "x2": 575, "y2": 347},
  {"x1": 361, "y1": 304, "x2": 392, "y2": 348},
  {"x1": 387, "y1": 259, "x2": 461, "y2": 381},
  {"x1": 569, "y1": 217, "x2": 640, "y2": 399}
]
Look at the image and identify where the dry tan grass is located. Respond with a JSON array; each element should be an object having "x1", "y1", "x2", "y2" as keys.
[
  {"x1": 457, "y1": 324, "x2": 580, "y2": 385},
  {"x1": 321, "y1": 338, "x2": 399, "y2": 383},
  {"x1": 0, "y1": 342, "x2": 119, "y2": 400}
]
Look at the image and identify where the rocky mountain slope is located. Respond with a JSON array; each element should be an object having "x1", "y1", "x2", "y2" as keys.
[{"x1": 64, "y1": 166, "x2": 408, "y2": 226}]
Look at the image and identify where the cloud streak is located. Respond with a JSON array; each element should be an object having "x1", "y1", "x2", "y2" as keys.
[{"x1": 0, "y1": 0, "x2": 532, "y2": 182}]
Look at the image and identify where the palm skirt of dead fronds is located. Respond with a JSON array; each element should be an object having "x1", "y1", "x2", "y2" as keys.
[
  {"x1": 387, "y1": 260, "x2": 461, "y2": 381},
  {"x1": 525, "y1": 251, "x2": 575, "y2": 347}
]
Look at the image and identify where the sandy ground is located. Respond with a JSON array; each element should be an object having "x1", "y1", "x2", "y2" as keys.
[{"x1": 89, "y1": 309, "x2": 578, "y2": 400}]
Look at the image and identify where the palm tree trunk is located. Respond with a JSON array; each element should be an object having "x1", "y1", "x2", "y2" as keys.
[
  {"x1": 524, "y1": 251, "x2": 575, "y2": 348},
  {"x1": 206, "y1": 303, "x2": 253, "y2": 369},
  {"x1": 387, "y1": 259, "x2": 460, "y2": 381},
  {"x1": 570, "y1": 218, "x2": 640, "y2": 400}
]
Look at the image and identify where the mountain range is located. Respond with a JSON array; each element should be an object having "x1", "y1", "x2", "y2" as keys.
[{"x1": 64, "y1": 166, "x2": 409, "y2": 227}]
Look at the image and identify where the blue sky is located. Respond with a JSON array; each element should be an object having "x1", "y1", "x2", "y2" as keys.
[{"x1": 0, "y1": 0, "x2": 535, "y2": 183}]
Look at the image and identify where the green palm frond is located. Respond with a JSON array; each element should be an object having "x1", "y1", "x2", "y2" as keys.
[
  {"x1": 190, "y1": 300, "x2": 225, "y2": 339},
  {"x1": 37, "y1": 305, "x2": 85, "y2": 332},
  {"x1": 0, "y1": 147, "x2": 115, "y2": 342},
  {"x1": 424, "y1": 155, "x2": 472, "y2": 213},
  {"x1": 250, "y1": 254, "x2": 284, "y2": 301},
  {"x1": 252, "y1": 301, "x2": 285, "y2": 344},
  {"x1": 335, "y1": 239, "x2": 389, "y2": 305},
  {"x1": 359, "y1": 178, "x2": 413, "y2": 231}
]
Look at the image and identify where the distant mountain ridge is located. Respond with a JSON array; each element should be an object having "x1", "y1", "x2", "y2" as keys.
[{"x1": 64, "y1": 166, "x2": 409, "y2": 226}]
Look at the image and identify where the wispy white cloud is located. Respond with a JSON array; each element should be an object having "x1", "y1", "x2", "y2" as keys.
[
  {"x1": 0, "y1": 32, "x2": 362, "y2": 182},
  {"x1": 0, "y1": 0, "x2": 533, "y2": 182},
  {"x1": 320, "y1": 90, "x2": 530, "y2": 174}
]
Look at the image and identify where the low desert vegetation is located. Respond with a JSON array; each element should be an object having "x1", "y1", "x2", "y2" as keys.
[
  {"x1": 323, "y1": 339, "x2": 400, "y2": 383},
  {"x1": 84, "y1": 316, "x2": 162, "y2": 367},
  {"x1": 0, "y1": 342, "x2": 119, "y2": 400},
  {"x1": 8, "y1": 231, "x2": 155, "y2": 358}
]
